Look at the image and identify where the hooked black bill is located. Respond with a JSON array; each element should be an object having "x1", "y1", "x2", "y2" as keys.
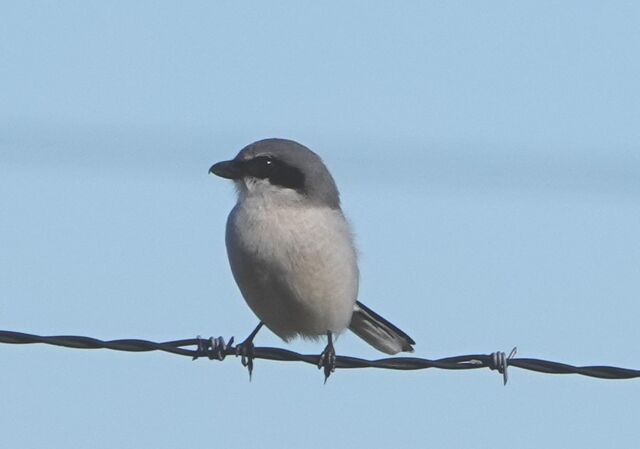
[{"x1": 209, "y1": 160, "x2": 243, "y2": 180}]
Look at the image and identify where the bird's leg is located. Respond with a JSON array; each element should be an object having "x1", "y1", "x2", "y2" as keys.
[
  {"x1": 318, "y1": 331, "x2": 337, "y2": 383},
  {"x1": 235, "y1": 322, "x2": 264, "y2": 380}
]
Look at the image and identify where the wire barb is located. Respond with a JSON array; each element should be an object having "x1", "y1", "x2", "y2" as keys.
[
  {"x1": 1, "y1": 330, "x2": 639, "y2": 383},
  {"x1": 192, "y1": 336, "x2": 234, "y2": 361},
  {"x1": 488, "y1": 347, "x2": 518, "y2": 385}
]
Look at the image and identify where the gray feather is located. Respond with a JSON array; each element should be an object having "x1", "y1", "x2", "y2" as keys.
[{"x1": 349, "y1": 301, "x2": 415, "y2": 355}]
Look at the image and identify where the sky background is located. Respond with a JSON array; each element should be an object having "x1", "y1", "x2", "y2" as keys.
[{"x1": 1, "y1": 1, "x2": 639, "y2": 448}]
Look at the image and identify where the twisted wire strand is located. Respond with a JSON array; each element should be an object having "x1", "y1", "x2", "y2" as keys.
[{"x1": 1, "y1": 330, "x2": 638, "y2": 381}]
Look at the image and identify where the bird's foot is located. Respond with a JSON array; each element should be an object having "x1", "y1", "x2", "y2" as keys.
[
  {"x1": 235, "y1": 336, "x2": 258, "y2": 380},
  {"x1": 235, "y1": 322, "x2": 264, "y2": 380},
  {"x1": 227, "y1": 322, "x2": 264, "y2": 380},
  {"x1": 318, "y1": 333, "x2": 336, "y2": 383}
]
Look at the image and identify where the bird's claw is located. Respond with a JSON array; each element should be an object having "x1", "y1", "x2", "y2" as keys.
[
  {"x1": 318, "y1": 342, "x2": 336, "y2": 383},
  {"x1": 236, "y1": 338, "x2": 257, "y2": 380}
]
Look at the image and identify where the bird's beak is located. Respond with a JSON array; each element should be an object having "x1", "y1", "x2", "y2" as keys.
[{"x1": 209, "y1": 160, "x2": 243, "y2": 179}]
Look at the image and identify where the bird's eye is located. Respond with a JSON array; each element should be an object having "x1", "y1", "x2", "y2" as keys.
[
  {"x1": 243, "y1": 155, "x2": 305, "y2": 190},
  {"x1": 246, "y1": 156, "x2": 276, "y2": 178}
]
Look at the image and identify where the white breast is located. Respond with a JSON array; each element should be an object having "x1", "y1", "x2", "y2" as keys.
[{"x1": 225, "y1": 195, "x2": 359, "y2": 341}]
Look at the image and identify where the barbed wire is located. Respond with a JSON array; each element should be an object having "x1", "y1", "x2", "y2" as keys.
[{"x1": 1, "y1": 329, "x2": 638, "y2": 384}]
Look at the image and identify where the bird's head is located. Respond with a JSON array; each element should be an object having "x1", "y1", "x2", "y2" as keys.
[{"x1": 210, "y1": 138, "x2": 341, "y2": 209}]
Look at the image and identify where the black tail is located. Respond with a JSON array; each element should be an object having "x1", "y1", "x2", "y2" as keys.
[{"x1": 349, "y1": 301, "x2": 415, "y2": 355}]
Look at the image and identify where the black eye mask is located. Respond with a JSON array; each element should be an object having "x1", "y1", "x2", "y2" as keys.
[{"x1": 243, "y1": 156, "x2": 306, "y2": 191}]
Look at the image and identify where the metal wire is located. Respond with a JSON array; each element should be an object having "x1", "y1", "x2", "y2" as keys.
[{"x1": 1, "y1": 329, "x2": 638, "y2": 383}]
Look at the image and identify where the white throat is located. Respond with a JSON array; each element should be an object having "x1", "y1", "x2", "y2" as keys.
[{"x1": 234, "y1": 177, "x2": 308, "y2": 208}]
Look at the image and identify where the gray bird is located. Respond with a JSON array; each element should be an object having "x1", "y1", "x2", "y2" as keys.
[{"x1": 209, "y1": 138, "x2": 414, "y2": 380}]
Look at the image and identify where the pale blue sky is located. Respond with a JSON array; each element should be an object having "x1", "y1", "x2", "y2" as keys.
[{"x1": 1, "y1": 2, "x2": 639, "y2": 448}]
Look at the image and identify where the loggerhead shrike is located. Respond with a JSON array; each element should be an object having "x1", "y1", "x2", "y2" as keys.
[{"x1": 209, "y1": 138, "x2": 414, "y2": 380}]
